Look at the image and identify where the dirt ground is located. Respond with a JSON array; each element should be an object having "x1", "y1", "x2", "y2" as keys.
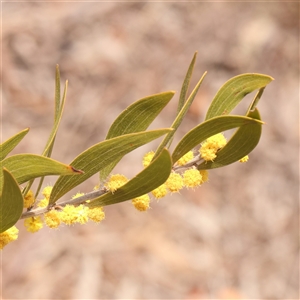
[{"x1": 1, "y1": 2, "x2": 299, "y2": 299}]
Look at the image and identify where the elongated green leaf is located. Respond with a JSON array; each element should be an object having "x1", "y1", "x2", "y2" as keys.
[
  {"x1": 0, "y1": 168, "x2": 24, "y2": 233},
  {"x1": 101, "y1": 91, "x2": 175, "y2": 181},
  {"x1": 49, "y1": 129, "x2": 172, "y2": 204},
  {"x1": 43, "y1": 80, "x2": 68, "y2": 156},
  {"x1": 32, "y1": 72, "x2": 67, "y2": 199},
  {"x1": 154, "y1": 71, "x2": 207, "y2": 159},
  {"x1": 198, "y1": 108, "x2": 262, "y2": 170},
  {"x1": 106, "y1": 92, "x2": 175, "y2": 139},
  {"x1": 0, "y1": 128, "x2": 30, "y2": 160},
  {"x1": 54, "y1": 64, "x2": 61, "y2": 120},
  {"x1": 205, "y1": 73, "x2": 274, "y2": 120},
  {"x1": 88, "y1": 148, "x2": 172, "y2": 208},
  {"x1": 177, "y1": 52, "x2": 197, "y2": 114},
  {"x1": 0, "y1": 154, "x2": 82, "y2": 191},
  {"x1": 172, "y1": 115, "x2": 263, "y2": 163}
]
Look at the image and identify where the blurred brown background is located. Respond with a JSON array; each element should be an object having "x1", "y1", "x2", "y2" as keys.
[{"x1": 1, "y1": 2, "x2": 299, "y2": 299}]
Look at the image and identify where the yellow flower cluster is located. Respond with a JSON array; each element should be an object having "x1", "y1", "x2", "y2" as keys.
[
  {"x1": 22, "y1": 187, "x2": 106, "y2": 233},
  {"x1": 105, "y1": 174, "x2": 128, "y2": 192},
  {"x1": 23, "y1": 204, "x2": 106, "y2": 232},
  {"x1": 135, "y1": 150, "x2": 211, "y2": 211},
  {"x1": 183, "y1": 169, "x2": 208, "y2": 187},
  {"x1": 151, "y1": 171, "x2": 186, "y2": 199},
  {"x1": 132, "y1": 194, "x2": 151, "y2": 211},
  {"x1": 140, "y1": 150, "x2": 207, "y2": 202},
  {"x1": 24, "y1": 190, "x2": 35, "y2": 208},
  {"x1": 88, "y1": 207, "x2": 105, "y2": 223},
  {"x1": 51, "y1": 192, "x2": 105, "y2": 226},
  {"x1": 151, "y1": 184, "x2": 168, "y2": 199},
  {"x1": 0, "y1": 226, "x2": 19, "y2": 250},
  {"x1": 104, "y1": 173, "x2": 152, "y2": 212},
  {"x1": 43, "y1": 204, "x2": 105, "y2": 228},
  {"x1": 12, "y1": 139, "x2": 247, "y2": 246},
  {"x1": 59, "y1": 204, "x2": 89, "y2": 225},
  {"x1": 199, "y1": 133, "x2": 227, "y2": 161},
  {"x1": 42, "y1": 186, "x2": 53, "y2": 199},
  {"x1": 139, "y1": 150, "x2": 209, "y2": 204},
  {"x1": 165, "y1": 172, "x2": 184, "y2": 192},
  {"x1": 142, "y1": 151, "x2": 155, "y2": 167},
  {"x1": 176, "y1": 151, "x2": 194, "y2": 166},
  {"x1": 24, "y1": 216, "x2": 44, "y2": 233},
  {"x1": 149, "y1": 169, "x2": 208, "y2": 201},
  {"x1": 37, "y1": 185, "x2": 53, "y2": 208},
  {"x1": 44, "y1": 210, "x2": 61, "y2": 229}
]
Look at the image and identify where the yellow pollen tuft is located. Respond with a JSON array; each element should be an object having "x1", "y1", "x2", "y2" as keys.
[
  {"x1": 199, "y1": 146, "x2": 217, "y2": 161},
  {"x1": 151, "y1": 184, "x2": 168, "y2": 199},
  {"x1": 76, "y1": 205, "x2": 89, "y2": 224},
  {"x1": 60, "y1": 204, "x2": 89, "y2": 225},
  {"x1": 206, "y1": 133, "x2": 227, "y2": 148},
  {"x1": 0, "y1": 226, "x2": 19, "y2": 250},
  {"x1": 183, "y1": 169, "x2": 203, "y2": 188},
  {"x1": 88, "y1": 207, "x2": 105, "y2": 223},
  {"x1": 44, "y1": 210, "x2": 61, "y2": 229},
  {"x1": 199, "y1": 133, "x2": 227, "y2": 161},
  {"x1": 60, "y1": 205, "x2": 78, "y2": 225},
  {"x1": 105, "y1": 174, "x2": 128, "y2": 192},
  {"x1": 132, "y1": 194, "x2": 151, "y2": 211},
  {"x1": 24, "y1": 190, "x2": 35, "y2": 208},
  {"x1": 42, "y1": 186, "x2": 53, "y2": 200},
  {"x1": 176, "y1": 151, "x2": 194, "y2": 166},
  {"x1": 24, "y1": 216, "x2": 43, "y2": 233},
  {"x1": 142, "y1": 151, "x2": 155, "y2": 167},
  {"x1": 165, "y1": 172, "x2": 184, "y2": 193}
]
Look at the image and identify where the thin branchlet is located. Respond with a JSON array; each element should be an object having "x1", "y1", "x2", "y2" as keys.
[
  {"x1": 173, "y1": 155, "x2": 204, "y2": 171},
  {"x1": 20, "y1": 188, "x2": 107, "y2": 219}
]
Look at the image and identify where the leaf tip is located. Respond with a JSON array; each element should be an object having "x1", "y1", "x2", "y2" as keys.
[{"x1": 70, "y1": 166, "x2": 84, "y2": 174}]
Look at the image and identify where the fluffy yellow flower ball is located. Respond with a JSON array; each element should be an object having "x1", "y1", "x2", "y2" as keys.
[
  {"x1": 0, "y1": 226, "x2": 19, "y2": 250},
  {"x1": 105, "y1": 174, "x2": 128, "y2": 192},
  {"x1": 132, "y1": 194, "x2": 151, "y2": 211}
]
